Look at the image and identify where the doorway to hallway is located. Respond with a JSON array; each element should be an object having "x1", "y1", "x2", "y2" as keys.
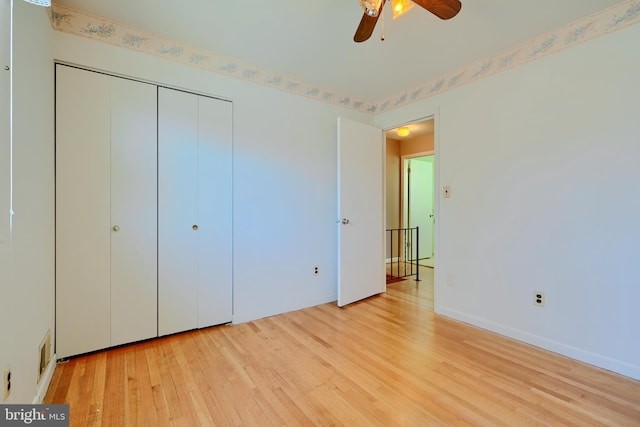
[{"x1": 385, "y1": 119, "x2": 435, "y2": 276}]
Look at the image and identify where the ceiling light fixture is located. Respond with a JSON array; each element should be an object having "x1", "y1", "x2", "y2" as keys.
[
  {"x1": 22, "y1": 0, "x2": 51, "y2": 6},
  {"x1": 391, "y1": 0, "x2": 414, "y2": 19},
  {"x1": 360, "y1": 0, "x2": 383, "y2": 17},
  {"x1": 397, "y1": 126, "x2": 410, "y2": 137}
]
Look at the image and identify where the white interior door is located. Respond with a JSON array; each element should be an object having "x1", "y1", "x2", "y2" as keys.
[
  {"x1": 408, "y1": 156, "x2": 434, "y2": 259},
  {"x1": 158, "y1": 87, "x2": 199, "y2": 336},
  {"x1": 110, "y1": 77, "x2": 158, "y2": 346},
  {"x1": 337, "y1": 117, "x2": 385, "y2": 307}
]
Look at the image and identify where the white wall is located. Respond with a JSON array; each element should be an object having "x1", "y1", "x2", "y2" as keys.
[
  {"x1": 376, "y1": 23, "x2": 640, "y2": 380},
  {"x1": 1, "y1": 0, "x2": 55, "y2": 403},
  {"x1": 52, "y1": 31, "x2": 373, "y2": 325}
]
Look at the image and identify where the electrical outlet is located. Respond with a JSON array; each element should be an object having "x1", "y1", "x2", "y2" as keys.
[
  {"x1": 4, "y1": 367, "x2": 11, "y2": 401},
  {"x1": 534, "y1": 291, "x2": 545, "y2": 307},
  {"x1": 313, "y1": 266, "x2": 319, "y2": 276},
  {"x1": 443, "y1": 185, "x2": 451, "y2": 199}
]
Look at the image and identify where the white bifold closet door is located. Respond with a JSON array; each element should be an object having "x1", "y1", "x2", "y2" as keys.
[
  {"x1": 109, "y1": 77, "x2": 158, "y2": 347},
  {"x1": 56, "y1": 65, "x2": 157, "y2": 358},
  {"x1": 158, "y1": 87, "x2": 233, "y2": 336}
]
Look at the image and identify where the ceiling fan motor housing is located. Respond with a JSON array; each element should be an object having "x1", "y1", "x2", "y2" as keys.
[{"x1": 360, "y1": 0, "x2": 383, "y2": 17}]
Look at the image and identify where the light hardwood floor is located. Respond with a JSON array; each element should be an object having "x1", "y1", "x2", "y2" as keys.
[{"x1": 45, "y1": 267, "x2": 640, "y2": 426}]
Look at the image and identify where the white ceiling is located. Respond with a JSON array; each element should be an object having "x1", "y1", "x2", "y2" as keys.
[{"x1": 52, "y1": 0, "x2": 623, "y2": 102}]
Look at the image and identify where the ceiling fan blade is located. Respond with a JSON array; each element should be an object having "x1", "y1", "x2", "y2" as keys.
[
  {"x1": 354, "y1": 0, "x2": 387, "y2": 43},
  {"x1": 412, "y1": 0, "x2": 461, "y2": 20}
]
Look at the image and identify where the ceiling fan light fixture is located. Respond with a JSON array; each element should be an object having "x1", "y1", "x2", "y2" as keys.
[
  {"x1": 397, "y1": 126, "x2": 410, "y2": 137},
  {"x1": 391, "y1": 0, "x2": 414, "y2": 19},
  {"x1": 360, "y1": 0, "x2": 383, "y2": 17}
]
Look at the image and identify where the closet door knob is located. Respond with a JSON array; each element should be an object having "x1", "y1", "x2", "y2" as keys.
[
  {"x1": 192, "y1": 224, "x2": 198, "y2": 230},
  {"x1": 112, "y1": 225, "x2": 120, "y2": 232}
]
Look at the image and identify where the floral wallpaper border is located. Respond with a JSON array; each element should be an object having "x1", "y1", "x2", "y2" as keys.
[
  {"x1": 374, "y1": 0, "x2": 640, "y2": 114},
  {"x1": 50, "y1": 0, "x2": 640, "y2": 114}
]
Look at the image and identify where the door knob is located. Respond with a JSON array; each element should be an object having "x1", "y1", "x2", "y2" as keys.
[
  {"x1": 112, "y1": 225, "x2": 120, "y2": 232},
  {"x1": 192, "y1": 224, "x2": 198, "y2": 230},
  {"x1": 341, "y1": 218, "x2": 350, "y2": 225}
]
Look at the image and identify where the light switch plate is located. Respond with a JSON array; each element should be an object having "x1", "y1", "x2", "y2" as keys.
[{"x1": 443, "y1": 185, "x2": 451, "y2": 198}]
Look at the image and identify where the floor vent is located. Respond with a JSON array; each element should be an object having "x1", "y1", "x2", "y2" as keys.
[{"x1": 38, "y1": 330, "x2": 51, "y2": 383}]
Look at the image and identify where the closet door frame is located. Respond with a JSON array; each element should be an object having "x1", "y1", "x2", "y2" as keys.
[{"x1": 57, "y1": 64, "x2": 234, "y2": 355}]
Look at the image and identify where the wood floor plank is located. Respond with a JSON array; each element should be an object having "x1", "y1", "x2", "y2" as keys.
[{"x1": 44, "y1": 267, "x2": 640, "y2": 426}]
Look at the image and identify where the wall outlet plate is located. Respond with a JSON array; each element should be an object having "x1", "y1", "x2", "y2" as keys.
[{"x1": 534, "y1": 291, "x2": 545, "y2": 307}]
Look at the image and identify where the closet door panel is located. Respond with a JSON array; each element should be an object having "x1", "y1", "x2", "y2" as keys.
[
  {"x1": 158, "y1": 87, "x2": 199, "y2": 336},
  {"x1": 197, "y1": 96, "x2": 233, "y2": 328},
  {"x1": 55, "y1": 66, "x2": 111, "y2": 358},
  {"x1": 110, "y1": 77, "x2": 158, "y2": 346}
]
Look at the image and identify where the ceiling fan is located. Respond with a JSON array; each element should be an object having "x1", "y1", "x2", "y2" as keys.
[{"x1": 355, "y1": 0, "x2": 462, "y2": 42}]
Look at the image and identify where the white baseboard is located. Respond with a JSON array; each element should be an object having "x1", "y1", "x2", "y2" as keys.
[
  {"x1": 32, "y1": 354, "x2": 56, "y2": 404},
  {"x1": 233, "y1": 294, "x2": 336, "y2": 324},
  {"x1": 435, "y1": 305, "x2": 640, "y2": 381}
]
